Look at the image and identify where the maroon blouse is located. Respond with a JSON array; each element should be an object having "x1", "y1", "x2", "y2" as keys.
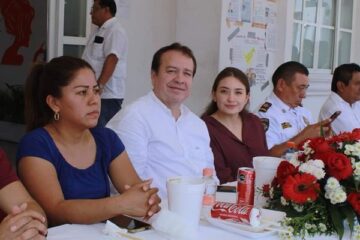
[{"x1": 202, "y1": 112, "x2": 269, "y2": 184}]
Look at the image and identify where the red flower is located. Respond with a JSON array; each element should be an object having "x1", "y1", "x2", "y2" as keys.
[
  {"x1": 348, "y1": 192, "x2": 360, "y2": 215},
  {"x1": 276, "y1": 161, "x2": 298, "y2": 185},
  {"x1": 308, "y1": 137, "x2": 333, "y2": 154},
  {"x1": 321, "y1": 152, "x2": 352, "y2": 180},
  {"x1": 350, "y1": 128, "x2": 360, "y2": 140},
  {"x1": 282, "y1": 173, "x2": 320, "y2": 204},
  {"x1": 329, "y1": 129, "x2": 360, "y2": 143},
  {"x1": 262, "y1": 184, "x2": 270, "y2": 197}
]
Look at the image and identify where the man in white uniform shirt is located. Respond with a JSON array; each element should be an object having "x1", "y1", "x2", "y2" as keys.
[
  {"x1": 319, "y1": 63, "x2": 360, "y2": 134},
  {"x1": 83, "y1": 0, "x2": 128, "y2": 127},
  {"x1": 256, "y1": 61, "x2": 331, "y2": 157},
  {"x1": 107, "y1": 43, "x2": 215, "y2": 198}
]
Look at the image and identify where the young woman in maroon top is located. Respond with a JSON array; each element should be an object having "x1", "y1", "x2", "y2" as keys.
[{"x1": 202, "y1": 67, "x2": 269, "y2": 184}]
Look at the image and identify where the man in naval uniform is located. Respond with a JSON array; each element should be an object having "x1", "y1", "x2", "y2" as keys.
[{"x1": 256, "y1": 61, "x2": 331, "y2": 157}]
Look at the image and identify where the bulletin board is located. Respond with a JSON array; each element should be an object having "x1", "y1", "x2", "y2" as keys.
[{"x1": 218, "y1": 0, "x2": 278, "y2": 110}]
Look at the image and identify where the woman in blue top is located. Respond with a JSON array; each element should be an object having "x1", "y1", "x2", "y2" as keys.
[{"x1": 17, "y1": 56, "x2": 160, "y2": 226}]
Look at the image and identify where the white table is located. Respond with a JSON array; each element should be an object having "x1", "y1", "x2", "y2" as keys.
[
  {"x1": 47, "y1": 221, "x2": 277, "y2": 240},
  {"x1": 47, "y1": 190, "x2": 348, "y2": 240}
]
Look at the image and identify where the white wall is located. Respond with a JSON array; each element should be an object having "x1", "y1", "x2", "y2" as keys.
[
  {"x1": 175, "y1": 0, "x2": 222, "y2": 114},
  {"x1": 119, "y1": 0, "x2": 177, "y2": 106},
  {"x1": 120, "y1": 0, "x2": 221, "y2": 115}
]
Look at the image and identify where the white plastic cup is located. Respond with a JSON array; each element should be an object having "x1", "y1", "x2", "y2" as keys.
[
  {"x1": 253, "y1": 156, "x2": 282, "y2": 208},
  {"x1": 166, "y1": 176, "x2": 205, "y2": 231}
]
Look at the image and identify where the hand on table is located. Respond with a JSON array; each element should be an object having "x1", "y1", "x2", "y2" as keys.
[
  {"x1": 0, "y1": 203, "x2": 47, "y2": 240},
  {"x1": 121, "y1": 179, "x2": 161, "y2": 219}
]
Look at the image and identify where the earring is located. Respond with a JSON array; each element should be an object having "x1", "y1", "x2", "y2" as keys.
[{"x1": 54, "y1": 112, "x2": 60, "y2": 121}]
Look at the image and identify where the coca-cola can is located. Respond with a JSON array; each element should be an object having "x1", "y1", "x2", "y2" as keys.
[
  {"x1": 210, "y1": 202, "x2": 260, "y2": 226},
  {"x1": 237, "y1": 167, "x2": 255, "y2": 205}
]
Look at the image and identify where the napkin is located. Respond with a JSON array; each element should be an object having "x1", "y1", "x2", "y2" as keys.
[
  {"x1": 150, "y1": 209, "x2": 198, "y2": 240},
  {"x1": 103, "y1": 220, "x2": 144, "y2": 240}
]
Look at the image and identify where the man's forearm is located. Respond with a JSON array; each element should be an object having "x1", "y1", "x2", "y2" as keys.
[{"x1": 98, "y1": 54, "x2": 118, "y2": 86}]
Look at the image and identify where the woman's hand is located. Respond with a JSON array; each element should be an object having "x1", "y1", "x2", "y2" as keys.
[
  {"x1": 118, "y1": 179, "x2": 161, "y2": 218},
  {"x1": 0, "y1": 203, "x2": 47, "y2": 240}
]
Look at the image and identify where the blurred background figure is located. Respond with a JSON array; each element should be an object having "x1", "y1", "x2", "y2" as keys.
[
  {"x1": 82, "y1": 0, "x2": 128, "y2": 127},
  {"x1": 319, "y1": 63, "x2": 360, "y2": 134}
]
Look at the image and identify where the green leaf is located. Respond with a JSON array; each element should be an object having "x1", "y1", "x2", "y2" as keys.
[
  {"x1": 343, "y1": 206, "x2": 356, "y2": 232},
  {"x1": 329, "y1": 207, "x2": 344, "y2": 239},
  {"x1": 354, "y1": 176, "x2": 360, "y2": 192}
]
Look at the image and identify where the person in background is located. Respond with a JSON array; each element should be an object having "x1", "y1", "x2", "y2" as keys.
[
  {"x1": 82, "y1": 0, "x2": 128, "y2": 127},
  {"x1": 319, "y1": 63, "x2": 360, "y2": 134},
  {"x1": 0, "y1": 148, "x2": 47, "y2": 239},
  {"x1": 256, "y1": 61, "x2": 331, "y2": 157},
  {"x1": 107, "y1": 43, "x2": 215, "y2": 198},
  {"x1": 202, "y1": 67, "x2": 269, "y2": 184},
  {"x1": 17, "y1": 56, "x2": 160, "y2": 227}
]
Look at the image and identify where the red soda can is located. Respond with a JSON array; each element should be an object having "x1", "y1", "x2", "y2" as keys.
[
  {"x1": 210, "y1": 202, "x2": 260, "y2": 226},
  {"x1": 237, "y1": 167, "x2": 255, "y2": 205}
]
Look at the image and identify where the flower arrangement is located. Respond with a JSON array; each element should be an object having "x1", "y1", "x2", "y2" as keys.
[{"x1": 262, "y1": 128, "x2": 360, "y2": 239}]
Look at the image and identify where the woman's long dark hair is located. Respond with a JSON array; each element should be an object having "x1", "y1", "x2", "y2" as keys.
[
  {"x1": 202, "y1": 67, "x2": 250, "y2": 117},
  {"x1": 24, "y1": 56, "x2": 94, "y2": 131}
]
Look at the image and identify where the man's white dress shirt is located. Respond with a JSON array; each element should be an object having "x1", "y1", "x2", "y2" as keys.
[
  {"x1": 82, "y1": 17, "x2": 128, "y2": 99},
  {"x1": 256, "y1": 92, "x2": 314, "y2": 149},
  {"x1": 319, "y1": 92, "x2": 360, "y2": 134},
  {"x1": 106, "y1": 91, "x2": 215, "y2": 198}
]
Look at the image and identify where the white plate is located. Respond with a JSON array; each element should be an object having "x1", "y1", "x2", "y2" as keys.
[
  {"x1": 206, "y1": 217, "x2": 276, "y2": 238},
  {"x1": 206, "y1": 208, "x2": 286, "y2": 239}
]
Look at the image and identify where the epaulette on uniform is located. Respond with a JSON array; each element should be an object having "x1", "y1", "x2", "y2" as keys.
[{"x1": 259, "y1": 102, "x2": 272, "y2": 113}]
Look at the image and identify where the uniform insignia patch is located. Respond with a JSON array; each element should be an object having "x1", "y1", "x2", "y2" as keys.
[
  {"x1": 281, "y1": 122, "x2": 292, "y2": 129},
  {"x1": 260, "y1": 118, "x2": 269, "y2": 131},
  {"x1": 303, "y1": 116, "x2": 310, "y2": 125},
  {"x1": 259, "y1": 102, "x2": 272, "y2": 113}
]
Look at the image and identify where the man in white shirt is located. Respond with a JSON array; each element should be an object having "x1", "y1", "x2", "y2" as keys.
[
  {"x1": 256, "y1": 61, "x2": 331, "y2": 157},
  {"x1": 319, "y1": 63, "x2": 360, "y2": 134},
  {"x1": 107, "y1": 43, "x2": 215, "y2": 198},
  {"x1": 83, "y1": 0, "x2": 128, "y2": 127}
]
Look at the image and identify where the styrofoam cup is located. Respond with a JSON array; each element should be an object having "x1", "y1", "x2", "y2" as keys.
[
  {"x1": 166, "y1": 176, "x2": 205, "y2": 231},
  {"x1": 253, "y1": 156, "x2": 282, "y2": 207}
]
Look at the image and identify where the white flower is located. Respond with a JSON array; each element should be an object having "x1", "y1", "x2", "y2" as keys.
[
  {"x1": 281, "y1": 196, "x2": 289, "y2": 206},
  {"x1": 330, "y1": 190, "x2": 347, "y2": 204},
  {"x1": 293, "y1": 204, "x2": 304, "y2": 212},
  {"x1": 345, "y1": 144, "x2": 355, "y2": 151},
  {"x1": 325, "y1": 177, "x2": 340, "y2": 191},
  {"x1": 305, "y1": 223, "x2": 312, "y2": 229},
  {"x1": 279, "y1": 231, "x2": 294, "y2": 240},
  {"x1": 353, "y1": 225, "x2": 360, "y2": 240},
  {"x1": 318, "y1": 223, "x2": 327, "y2": 232},
  {"x1": 286, "y1": 226, "x2": 294, "y2": 233},
  {"x1": 351, "y1": 161, "x2": 360, "y2": 176},
  {"x1": 270, "y1": 187, "x2": 274, "y2": 198},
  {"x1": 299, "y1": 159, "x2": 325, "y2": 180},
  {"x1": 289, "y1": 157, "x2": 301, "y2": 167}
]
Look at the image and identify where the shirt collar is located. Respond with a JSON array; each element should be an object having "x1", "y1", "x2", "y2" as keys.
[
  {"x1": 149, "y1": 91, "x2": 187, "y2": 119},
  {"x1": 100, "y1": 17, "x2": 117, "y2": 30},
  {"x1": 269, "y1": 92, "x2": 297, "y2": 112},
  {"x1": 331, "y1": 91, "x2": 360, "y2": 109}
]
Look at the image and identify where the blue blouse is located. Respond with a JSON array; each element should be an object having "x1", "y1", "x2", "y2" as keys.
[{"x1": 17, "y1": 127, "x2": 124, "y2": 200}]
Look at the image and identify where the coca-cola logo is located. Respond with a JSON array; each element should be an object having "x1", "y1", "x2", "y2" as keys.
[
  {"x1": 238, "y1": 174, "x2": 245, "y2": 181},
  {"x1": 213, "y1": 202, "x2": 251, "y2": 215}
]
